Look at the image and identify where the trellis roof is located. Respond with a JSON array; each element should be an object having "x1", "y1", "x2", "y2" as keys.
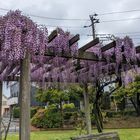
[{"x1": 0, "y1": 11, "x2": 140, "y2": 85}]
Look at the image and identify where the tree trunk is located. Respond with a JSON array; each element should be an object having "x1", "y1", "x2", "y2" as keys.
[
  {"x1": 60, "y1": 100, "x2": 64, "y2": 127},
  {"x1": 4, "y1": 106, "x2": 13, "y2": 140},
  {"x1": 136, "y1": 93, "x2": 140, "y2": 116},
  {"x1": 19, "y1": 50, "x2": 31, "y2": 140},
  {"x1": 93, "y1": 80, "x2": 103, "y2": 133},
  {"x1": 83, "y1": 84, "x2": 92, "y2": 134},
  {"x1": 0, "y1": 82, "x2": 2, "y2": 140},
  {"x1": 130, "y1": 98, "x2": 140, "y2": 116},
  {"x1": 93, "y1": 103, "x2": 103, "y2": 133}
]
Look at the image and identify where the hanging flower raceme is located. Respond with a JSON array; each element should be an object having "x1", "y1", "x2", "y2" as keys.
[
  {"x1": 114, "y1": 37, "x2": 123, "y2": 64},
  {"x1": 123, "y1": 36, "x2": 136, "y2": 63},
  {"x1": 0, "y1": 10, "x2": 139, "y2": 89},
  {"x1": 0, "y1": 10, "x2": 48, "y2": 62}
]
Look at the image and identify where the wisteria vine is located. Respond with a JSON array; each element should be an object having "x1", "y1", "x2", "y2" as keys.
[{"x1": 0, "y1": 10, "x2": 139, "y2": 87}]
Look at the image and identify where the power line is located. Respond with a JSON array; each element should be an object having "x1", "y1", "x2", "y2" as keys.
[
  {"x1": 1, "y1": 7, "x2": 140, "y2": 29},
  {"x1": 0, "y1": 7, "x2": 89, "y2": 21},
  {"x1": 82, "y1": 32, "x2": 140, "y2": 37},
  {"x1": 29, "y1": 14, "x2": 88, "y2": 21},
  {"x1": 43, "y1": 24, "x2": 84, "y2": 28},
  {"x1": 97, "y1": 31, "x2": 140, "y2": 35},
  {"x1": 1, "y1": 7, "x2": 140, "y2": 22},
  {"x1": 101, "y1": 17, "x2": 140, "y2": 23},
  {"x1": 98, "y1": 9, "x2": 140, "y2": 16}
]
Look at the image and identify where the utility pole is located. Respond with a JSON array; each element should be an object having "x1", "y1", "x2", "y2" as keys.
[{"x1": 84, "y1": 13, "x2": 99, "y2": 40}]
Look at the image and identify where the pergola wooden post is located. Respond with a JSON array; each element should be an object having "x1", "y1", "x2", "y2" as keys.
[
  {"x1": 0, "y1": 82, "x2": 2, "y2": 140},
  {"x1": 83, "y1": 84, "x2": 91, "y2": 134},
  {"x1": 19, "y1": 50, "x2": 31, "y2": 140}
]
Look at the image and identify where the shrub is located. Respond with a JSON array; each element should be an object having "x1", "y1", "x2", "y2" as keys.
[
  {"x1": 13, "y1": 107, "x2": 20, "y2": 118},
  {"x1": 63, "y1": 103, "x2": 76, "y2": 112},
  {"x1": 64, "y1": 112, "x2": 78, "y2": 120},
  {"x1": 31, "y1": 107, "x2": 38, "y2": 118},
  {"x1": 31, "y1": 105, "x2": 62, "y2": 128},
  {"x1": 91, "y1": 114, "x2": 96, "y2": 124},
  {"x1": 31, "y1": 109, "x2": 48, "y2": 128},
  {"x1": 63, "y1": 103, "x2": 75, "y2": 109},
  {"x1": 12, "y1": 107, "x2": 43, "y2": 119}
]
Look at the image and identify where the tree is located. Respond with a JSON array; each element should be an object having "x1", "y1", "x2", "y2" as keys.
[
  {"x1": 67, "y1": 84, "x2": 83, "y2": 102},
  {"x1": 114, "y1": 75, "x2": 140, "y2": 116},
  {"x1": 68, "y1": 84, "x2": 96, "y2": 134},
  {"x1": 36, "y1": 88, "x2": 69, "y2": 127}
]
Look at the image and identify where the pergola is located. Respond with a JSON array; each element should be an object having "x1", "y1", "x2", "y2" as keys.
[{"x1": 0, "y1": 10, "x2": 140, "y2": 140}]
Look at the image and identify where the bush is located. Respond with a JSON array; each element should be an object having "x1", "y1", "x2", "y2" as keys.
[
  {"x1": 91, "y1": 114, "x2": 96, "y2": 124},
  {"x1": 13, "y1": 107, "x2": 20, "y2": 118},
  {"x1": 63, "y1": 103, "x2": 75, "y2": 109},
  {"x1": 64, "y1": 112, "x2": 78, "y2": 120},
  {"x1": 63, "y1": 103, "x2": 77, "y2": 112},
  {"x1": 12, "y1": 107, "x2": 42, "y2": 119},
  {"x1": 31, "y1": 109, "x2": 48, "y2": 128},
  {"x1": 31, "y1": 104, "x2": 62, "y2": 128},
  {"x1": 31, "y1": 107, "x2": 38, "y2": 118}
]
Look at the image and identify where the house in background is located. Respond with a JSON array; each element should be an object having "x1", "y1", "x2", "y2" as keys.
[
  {"x1": 7, "y1": 82, "x2": 45, "y2": 107},
  {"x1": 2, "y1": 95, "x2": 9, "y2": 116}
]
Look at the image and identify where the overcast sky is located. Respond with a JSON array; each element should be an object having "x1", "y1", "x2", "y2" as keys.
[
  {"x1": 1, "y1": 0, "x2": 140, "y2": 96},
  {"x1": 1, "y1": 0, "x2": 140, "y2": 46}
]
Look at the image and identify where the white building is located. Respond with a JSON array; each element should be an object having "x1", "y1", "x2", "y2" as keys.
[{"x1": 2, "y1": 95, "x2": 10, "y2": 116}]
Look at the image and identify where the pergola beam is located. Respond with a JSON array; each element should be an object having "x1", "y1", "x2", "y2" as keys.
[
  {"x1": 45, "y1": 50, "x2": 102, "y2": 61},
  {"x1": 136, "y1": 45, "x2": 140, "y2": 53},
  {"x1": 69, "y1": 34, "x2": 80, "y2": 46},
  {"x1": 48, "y1": 30, "x2": 58, "y2": 43},
  {"x1": 101, "y1": 41, "x2": 116, "y2": 52},
  {"x1": 2, "y1": 35, "x2": 140, "y2": 83},
  {"x1": 79, "y1": 38, "x2": 99, "y2": 52},
  {"x1": 0, "y1": 63, "x2": 8, "y2": 75}
]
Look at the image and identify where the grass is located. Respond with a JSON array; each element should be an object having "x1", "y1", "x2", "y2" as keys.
[{"x1": 6, "y1": 128, "x2": 140, "y2": 140}]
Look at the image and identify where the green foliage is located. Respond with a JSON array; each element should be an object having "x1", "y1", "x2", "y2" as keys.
[
  {"x1": 68, "y1": 84, "x2": 96, "y2": 103},
  {"x1": 36, "y1": 88, "x2": 69, "y2": 104},
  {"x1": 63, "y1": 103, "x2": 75, "y2": 110},
  {"x1": 74, "y1": 112, "x2": 86, "y2": 135},
  {"x1": 31, "y1": 107, "x2": 38, "y2": 118},
  {"x1": 31, "y1": 109, "x2": 48, "y2": 128},
  {"x1": 31, "y1": 104, "x2": 62, "y2": 128},
  {"x1": 62, "y1": 103, "x2": 79, "y2": 123},
  {"x1": 67, "y1": 85, "x2": 83, "y2": 101},
  {"x1": 134, "y1": 75, "x2": 140, "y2": 82},
  {"x1": 13, "y1": 107, "x2": 20, "y2": 118},
  {"x1": 91, "y1": 114, "x2": 96, "y2": 124},
  {"x1": 113, "y1": 75, "x2": 140, "y2": 102},
  {"x1": 63, "y1": 112, "x2": 78, "y2": 120},
  {"x1": 13, "y1": 107, "x2": 42, "y2": 119}
]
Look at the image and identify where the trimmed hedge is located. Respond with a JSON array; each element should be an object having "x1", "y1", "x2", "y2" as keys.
[{"x1": 31, "y1": 105, "x2": 62, "y2": 128}]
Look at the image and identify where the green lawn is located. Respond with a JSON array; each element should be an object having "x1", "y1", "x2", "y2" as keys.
[{"x1": 7, "y1": 129, "x2": 140, "y2": 140}]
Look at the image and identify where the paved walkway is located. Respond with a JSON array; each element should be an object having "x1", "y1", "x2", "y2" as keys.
[{"x1": 2, "y1": 117, "x2": 19, "y2": 133}]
